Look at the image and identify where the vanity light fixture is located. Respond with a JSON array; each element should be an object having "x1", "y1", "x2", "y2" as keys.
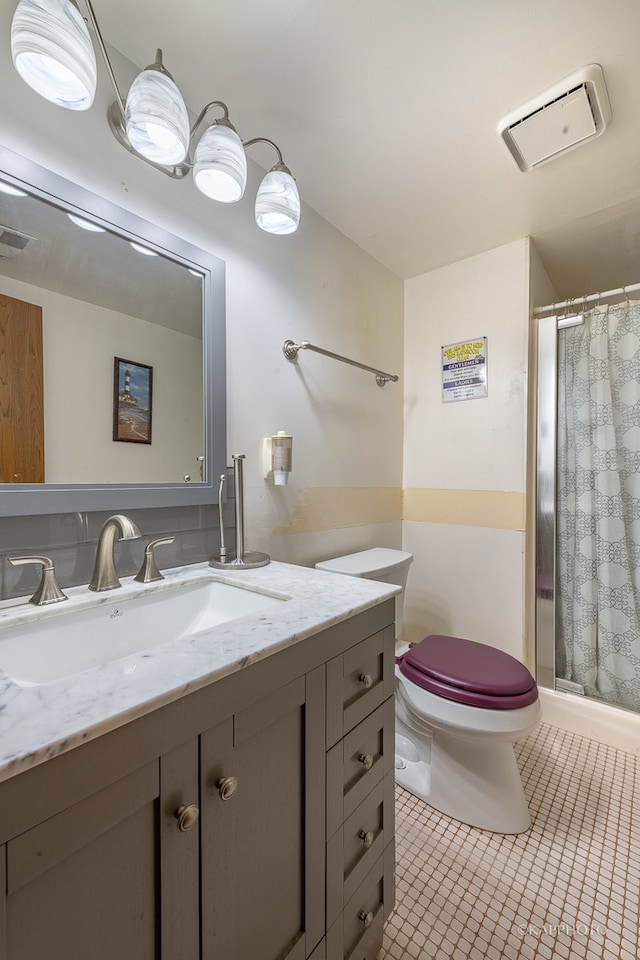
[{"x1": 10, "y1": 0, "x2": 301, "y2": 235}]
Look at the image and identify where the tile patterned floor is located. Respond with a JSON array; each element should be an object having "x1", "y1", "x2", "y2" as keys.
[{"x1": 378, "y1": 721, "x2": 640, "y2": 960}]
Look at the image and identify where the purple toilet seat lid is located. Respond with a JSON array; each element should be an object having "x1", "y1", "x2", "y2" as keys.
[{"x1": 399, "y1": 635, "x2": 538, "y2": 710}]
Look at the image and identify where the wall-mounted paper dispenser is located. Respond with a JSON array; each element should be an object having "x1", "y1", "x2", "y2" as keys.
[{"x1": 263, "y1": 431, "x2": 293, "y2": 485}]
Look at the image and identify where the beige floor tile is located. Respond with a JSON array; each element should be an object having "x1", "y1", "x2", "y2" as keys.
[{"x1": 378, "y1": 722, "x2": 640, "y2": 960}]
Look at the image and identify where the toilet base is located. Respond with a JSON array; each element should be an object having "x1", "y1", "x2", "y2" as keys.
[
  {"x1": 394, "y1": 727, "x2": 532, "y2": 834},
  {"x1": 395, "y1": 742, "x2": 431, "y2": 800}
]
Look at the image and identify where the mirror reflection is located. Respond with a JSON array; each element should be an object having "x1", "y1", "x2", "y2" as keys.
[{"x1": 0, "y1": 182, "x2": 204, "y2": 484}]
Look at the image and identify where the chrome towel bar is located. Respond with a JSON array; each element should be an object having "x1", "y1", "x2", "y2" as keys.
[{"x1": 282, "y1": 339, "x2": 398, "y2": 387}]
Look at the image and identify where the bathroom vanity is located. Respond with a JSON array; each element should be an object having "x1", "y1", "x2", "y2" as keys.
[{"x1": 0, "y1": 562, "x2": 398, "y2": 960}]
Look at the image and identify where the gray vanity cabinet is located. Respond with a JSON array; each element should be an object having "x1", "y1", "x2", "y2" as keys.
[{"x1": 0, "y1": 597, "x2": 395, "y2": 960}]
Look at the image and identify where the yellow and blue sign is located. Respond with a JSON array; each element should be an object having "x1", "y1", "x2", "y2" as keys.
[{"x1": 441, "y1": 337, "x2": 488, "y2": 403}]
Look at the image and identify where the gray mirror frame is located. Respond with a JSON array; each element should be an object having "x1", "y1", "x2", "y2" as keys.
[{"x1": 0, "y1": 144, "x2": 225, "y2": 516}]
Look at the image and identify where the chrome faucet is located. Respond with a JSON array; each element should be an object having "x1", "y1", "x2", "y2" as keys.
[{"x1": 89, "y1": 514, "x2": 141, "y2": 592}]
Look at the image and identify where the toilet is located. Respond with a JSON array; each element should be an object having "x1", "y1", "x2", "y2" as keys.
[{"x1": 315, "y1": 548, "x2": 540, "y2": 834}]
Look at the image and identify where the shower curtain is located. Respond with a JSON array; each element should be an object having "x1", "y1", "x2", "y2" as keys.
[{"x1": 556, "y1": 301, "x2": 640, "y2": 712}]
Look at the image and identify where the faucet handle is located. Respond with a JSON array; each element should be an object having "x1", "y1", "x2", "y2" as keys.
[
  {"x1": 9, "y1": 556, "x2": 68, "y2": 606},
  {"x1": 134, "y1": 537, "x2": 175, "y2": 583}
]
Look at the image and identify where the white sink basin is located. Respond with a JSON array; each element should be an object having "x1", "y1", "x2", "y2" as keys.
[{"x1": 0, "y1": 577, "x2": 288, "y2": 686}]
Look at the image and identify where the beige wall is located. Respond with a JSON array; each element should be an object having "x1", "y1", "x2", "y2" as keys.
[
  {"x1": 0, "y1": 275, "x2": 203, "y2": 484},
  {"x1": 0, "y1": 22, "x2": 404, "y2": 562},
  {"x1": 402, "y1": 239, "x2": 530, "y2": 661}
]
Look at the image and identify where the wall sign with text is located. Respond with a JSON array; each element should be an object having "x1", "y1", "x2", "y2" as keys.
[{"x1": 441, "y1": 337, "x2": 488, "y2": 403}]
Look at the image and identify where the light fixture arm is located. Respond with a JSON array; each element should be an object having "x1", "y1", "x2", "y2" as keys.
[
  {"x1": 189, "y1": 100, "x2": 231, "y2": 139},
  {"x1": 81, "y1": 0, "x2": 125, "y2": 114},
  {"x1": 244, "y1": 137, "x2": 286, "y2": 170},
  {"x1": 147, "y1": 48, "x2": 174, "y2": 79}
]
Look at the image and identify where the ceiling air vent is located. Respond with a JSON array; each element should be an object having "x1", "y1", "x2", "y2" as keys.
[
  {"x1": 0, "y1": 224, "x2": 37, "y2": 259},
  {"x1": 498, "y1": 64, "x2": 611, "y2": 172}
]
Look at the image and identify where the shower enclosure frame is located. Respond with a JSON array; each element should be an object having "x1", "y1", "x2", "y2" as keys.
[
  {"x1": 535, "y1": 312, "x2": 559, "y2": 691},
  {"x1": 536, "y1": 309, "x2": 595, "y2": 694}
]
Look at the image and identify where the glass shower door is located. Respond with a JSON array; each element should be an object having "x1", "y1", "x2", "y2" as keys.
[{"x1": 536, "y1": 304, "x2": 640, "y2": 714}]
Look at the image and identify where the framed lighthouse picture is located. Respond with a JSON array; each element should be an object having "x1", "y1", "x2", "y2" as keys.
[{"x1": 113, "y1": 357, "x2": 153, "y2": 444}]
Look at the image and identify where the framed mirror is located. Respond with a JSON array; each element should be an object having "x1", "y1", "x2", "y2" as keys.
[{"x1": 0, "y1": 144, "x2": 226, "y2": 516}]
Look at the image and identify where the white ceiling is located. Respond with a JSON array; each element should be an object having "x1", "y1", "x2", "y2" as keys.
[{"x1": 92, "y1": 0, "x2": 640, "y2": 292}]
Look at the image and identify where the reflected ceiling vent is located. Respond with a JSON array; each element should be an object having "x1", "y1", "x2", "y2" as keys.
[
  {"x1": 0, "y1": 224, "x2": 37, "y2": 259},
  {"x1": 498, "y1": 64, "x2": 611, "y2": 172}
]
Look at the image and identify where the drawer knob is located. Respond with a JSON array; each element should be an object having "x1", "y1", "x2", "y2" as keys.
[
  {"x1": 358, "y1": 753, "x2": 374, "y2": 770},
  {"x1": 217, "y1": 775, "x2": 239, "y2": 801},
  {"x1": 359, "y1": 829, "x2": 374, "y2": 848},
  {"x1": 175, "y1": 803, "x2": 199, "y2": 832},
  {"x1": 359, "y1": 673, "x2": 373, "y2": 689},
  {"x1": 359, "y1": 910, "x2": 374, "y2": 929}
]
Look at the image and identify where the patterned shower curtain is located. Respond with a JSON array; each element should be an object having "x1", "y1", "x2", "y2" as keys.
[{"x1": 556, "y1": 301, "x2": 640, "y2": 712}]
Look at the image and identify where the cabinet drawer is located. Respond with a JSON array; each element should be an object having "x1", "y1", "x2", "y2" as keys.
[
  {"x1": 326, "y1": 774, "x2": 395, "y2": 927},
  {"x1": 326, "y1": 699, "x2": 394, "y2": 839},
  {"x1": 326, "y1": 842, "x2": 395, "y2": 960},
  {"x1": 326, "y1": 626, "x2": 395, "y2": 747}
]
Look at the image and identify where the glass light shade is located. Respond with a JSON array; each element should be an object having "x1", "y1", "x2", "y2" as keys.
[
  {"x1": 125, "y1": 69, "x2": 190, "y2": 165},
  {"x1": 11, "y1": 0, "x2": 97, "y2": 110},
  {"x1": 193, "y1": 124, "x2": 247, "y2": 202},
  {"x1": 255, "y1": 169, "x2": 301, "y2": 235}
]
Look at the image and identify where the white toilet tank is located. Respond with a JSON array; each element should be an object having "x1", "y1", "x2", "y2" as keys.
[{"x1": 315, "y1": 548, "x2": 413, "y2": 639}]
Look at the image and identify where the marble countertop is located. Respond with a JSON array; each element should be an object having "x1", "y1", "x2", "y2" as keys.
[{"x1": 0, "y1": 560, "x2": 398, "y2": 785}]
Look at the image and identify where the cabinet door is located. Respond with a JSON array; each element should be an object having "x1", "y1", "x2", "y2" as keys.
[
  {"x1": 4, "y1": 762, "x2": 160, "y2": 960},
  {"x1": 200, "y1": 667, "x2": 325, "y2": 960},
  {"x1": 159, "y1": 738, "x2": 200, "y2": 960},
  {"x1": 1, "y1": 741, "x2": 199, "y2": 960}
]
